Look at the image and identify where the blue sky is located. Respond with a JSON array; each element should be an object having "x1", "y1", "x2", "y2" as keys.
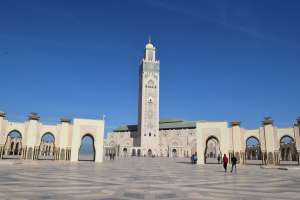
[{"x1": 1, "y1": 0, "x2": 300, "y2": 137}]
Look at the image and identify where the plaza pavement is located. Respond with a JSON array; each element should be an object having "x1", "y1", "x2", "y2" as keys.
[{"x1": 0, "y1": 157, "x2": 299, "y2": 200}]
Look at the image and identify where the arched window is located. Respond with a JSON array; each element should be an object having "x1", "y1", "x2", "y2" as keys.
[
  {"x1": 146, "y1": 80, "x2": 155, "y2": 88},
  {"x1": 78, "y1": 134, "x2": 95, "y2": 161}
]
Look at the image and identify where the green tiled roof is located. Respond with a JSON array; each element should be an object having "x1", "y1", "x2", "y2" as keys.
[
  {"x1": 113, "y1": 125, "x2": 137, "y2": 132},
  {"x1": 113, "y1": 119, "x2": 196, "y2": 132},
  {"x1": 159, "y1": 120, "x2": 196, "y2": 130}
]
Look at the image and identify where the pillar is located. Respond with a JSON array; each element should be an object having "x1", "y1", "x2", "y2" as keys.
[
  {"x1": 196, "y1": 122, "x2": 205, "y2": 164},
  {"x1": 262, "y1": 117, "x2": 276, "y2": 165},
  {"x1": 25, "y1": 113, "x2": 40, "y2": 160},
  {"x1": 59, "y1": 118, "x2": 71, "y2": 161},
  {"x1": 0, "y1": 112, "x2": 5, "y2": 158},
  {"x1": 230, "y1": 121, "x2": 243, "y2": 164}
]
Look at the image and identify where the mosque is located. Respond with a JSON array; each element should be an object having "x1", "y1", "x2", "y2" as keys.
[
  {"x1": 105, "y1": 40, "x2": 300, "y2": 165},
  {"x1": 0, "y1": 40, "x2": 299, "y2": 165}
]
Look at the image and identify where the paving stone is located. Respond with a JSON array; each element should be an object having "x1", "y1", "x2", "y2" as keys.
[{"x1": 0, "y1": 158, "x2": 299, "y2": 200}]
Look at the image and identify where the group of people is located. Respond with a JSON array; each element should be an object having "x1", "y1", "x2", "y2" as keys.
[
  {"x1": 108, "y1": 153, "x2": 116, "y2": 160},
  {"x1": 222, "y1": 154, "x2": 237, "y2": 173},
  {"x1": 191, "y1": 153, "x2": 198, "y2": 164}
]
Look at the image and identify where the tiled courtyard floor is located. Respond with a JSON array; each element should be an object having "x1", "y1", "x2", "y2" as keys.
[{"x1": 0, "y1": 157, "x2": 299, "y2": 200}]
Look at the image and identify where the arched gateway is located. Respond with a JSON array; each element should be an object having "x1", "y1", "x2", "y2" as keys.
[
  {"x1": 205, "y1": 136, "x2": 221, "y2": 164},
  {"x1": 78, "y1": 134, "x2": 95, "y2": 161},
  {"x1": 245, "y1": 136, "x2": 262, "y2": 164},
  {"x1": 38, "y1": 132, "x2": 55, "y2": 160},
  {"x1": 279, "y1": 135, "x2": 298, "y2": 164},
  {"x1": 3, "y1": 130, "x2": 22, "y2": 159},
  {"x1": 70, "y1": 118, "x2": 104, "y2": 163}
]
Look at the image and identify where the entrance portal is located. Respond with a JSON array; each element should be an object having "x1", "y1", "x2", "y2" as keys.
[
  {"x1": 137, "y1": 149, "x2": 141, "y2": 157},
  {"x1": 78, "y1": 134, "x2": 95, "y2": 161},
  {"x1": 245, "y1": 137, "x2": 262, "y2": 164},
  {"x1": 123, "y1": 148, "x2": 128, "y2": 157},
  {"x1": 172, "y1": 149, "x2": 177, "y2": 157},
  {"x1": 147, "y1": 149, "x2": 152, "y2": 157},
  {"x1": 205, "y1": 136, "x2": 221, "y2": 164},
  {"x1": 132, "y1": 149, "x2": 136, "y2": 156}
]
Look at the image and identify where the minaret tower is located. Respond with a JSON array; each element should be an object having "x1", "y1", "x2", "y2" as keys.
[{"x1": 138, "y1": 38, "x2": 160, "y2": 156}]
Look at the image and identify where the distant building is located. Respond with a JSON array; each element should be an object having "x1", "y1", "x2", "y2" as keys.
[{"x1": 105, "y1": 41, "x2": 300, "y2": 165}]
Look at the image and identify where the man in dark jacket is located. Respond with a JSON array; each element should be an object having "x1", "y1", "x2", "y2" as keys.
[{"x1": 231, "y1": 155, "x2": 237, "y2": 173}]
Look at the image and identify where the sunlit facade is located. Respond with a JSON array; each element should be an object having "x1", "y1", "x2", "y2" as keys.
[
  {"x1": 0, "y1": 112, "x2": 104, "y2": 162},
  {"x1": 105, "y1": 41, "x2": 300, "y2": 165}
]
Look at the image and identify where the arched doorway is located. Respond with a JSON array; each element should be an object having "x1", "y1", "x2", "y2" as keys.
[
  {"x1": 204, "y1": 136, "x2": 221, "y2": 164},
  {"x1": 3, "y1": 130, "x2": 22, "y2": 159},
  {"x1": 172, "y1": 149, "x2": 177, "y2": 157},
  {"x1": 137, "y1": 149, "x2": 141, "y2": 157},
  {"x1": 78, "y1": 134, "x2": 95, "y2": 161},
  {"x1": 38, "y1": 132, "x2": 55, "y2": 160},
  {"x1": 147, "y1": 149, "x2": 152, "y2": 157},
  {"x1": 245, "y1": 136, "x2": 262, "y2": 164},
  {"x1": 132, "y1": 149, "x2": 136, "y2": 156},
  {"x1": 123, "y1": 148, "x2": 128, "y2": 157},
  {"x1": 280, "y1": 135, "x2": 298, "y2": 164}
]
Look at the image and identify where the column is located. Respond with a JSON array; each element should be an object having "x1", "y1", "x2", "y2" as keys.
[
  {"x1": 59, "y1": 118, "x2": 71, "y2": 161},
  {"x1": 0, "y1": 112, "x2": 5, "y2": 158},
  {"x1": 230, "y1": 121, "x2": 243, "y2": 164},
  {"x1": 25, "y1": 113, "x2": 40, "y2": 160},
  {"x1": 262, "y1": 117, "x2": 276, "y2": 165}
]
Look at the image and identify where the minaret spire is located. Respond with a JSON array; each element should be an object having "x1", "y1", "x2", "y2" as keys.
[{"x1": 144, "y1": 37, "x2": 156, "y2": 61}]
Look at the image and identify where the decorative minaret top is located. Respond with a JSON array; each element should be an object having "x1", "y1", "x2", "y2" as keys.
[{"x1": 144, "y1": 38, "x2": 157, "y2": 62}]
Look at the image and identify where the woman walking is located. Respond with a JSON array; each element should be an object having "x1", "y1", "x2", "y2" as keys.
[{"x1": 223, "y1": 154, "x2": 228, "y2": 173}]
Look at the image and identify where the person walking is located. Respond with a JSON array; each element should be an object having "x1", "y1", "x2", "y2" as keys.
[
  {"x1": 191, "y1": 154, "x2": 194, "y2": 164},
  {"x1": 193, "y1": 152, "x2": 198, "y2": 164},
  {"x1": 223, "y1": 154, "x2": 228, "y2": 173},
  {"x1": 217, "y1": 154, "x2": 221, "y2": 164},
  {"x1": 231, "y1": 155, "x2": 237, "y2": 173}
]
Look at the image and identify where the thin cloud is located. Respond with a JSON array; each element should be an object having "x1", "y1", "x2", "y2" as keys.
[{"x1": 142, "y1": 0, "x2": 287, "y2": 44}]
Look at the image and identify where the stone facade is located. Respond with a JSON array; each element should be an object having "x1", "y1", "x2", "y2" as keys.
[
  {"x1": 196, "y1": 118, "x2": 300, "y2": 165},
  {"x1": 105, "y1": 41, "x2": 300, "y2": 165},
  {"x1": 0, "y1": 112, "x2": 104, "y2": 162},
  {"x1": 106, "y1": 120, "x2": 197, "y2": 157}
]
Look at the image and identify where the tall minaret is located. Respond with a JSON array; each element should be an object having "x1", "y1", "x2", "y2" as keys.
[{"x1": 137, "y1": 39, "x2": 160, "y2": 156}]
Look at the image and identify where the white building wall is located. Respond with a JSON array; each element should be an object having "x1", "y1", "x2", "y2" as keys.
[{"x1": 0, "y1": 114, "x2": 104, "y2": 162}]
